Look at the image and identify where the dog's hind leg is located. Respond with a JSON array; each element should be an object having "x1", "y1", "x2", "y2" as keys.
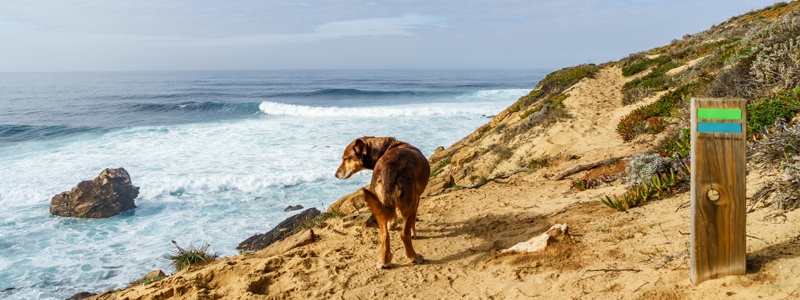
[
  {"x1": 362, "y1": 188, "x2": 395, "y2": 269},
  {"x1": 401, "y1": 211, "x2": 424, "y2": 264},
  {"x1": 377, "y1": 220, "x2": 393, "y2": 269}
]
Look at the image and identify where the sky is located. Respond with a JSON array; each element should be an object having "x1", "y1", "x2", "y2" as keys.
[{"x1": 0, "y1": 0, "x2": 783, "y2": 72}]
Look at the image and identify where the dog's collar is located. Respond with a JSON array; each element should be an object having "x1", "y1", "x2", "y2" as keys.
[{"x1": 381, "y1": 138, "x2": 397, "y2": 155}]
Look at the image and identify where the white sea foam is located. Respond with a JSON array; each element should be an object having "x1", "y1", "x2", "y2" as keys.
[
  {"x1": 259, "y1": 89, "x2": 529, "y2": 117},
  {"x1": 260, "y1": 101, "x2": 482, "y2": 117}
]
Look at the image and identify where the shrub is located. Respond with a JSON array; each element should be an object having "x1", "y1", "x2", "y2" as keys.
[
  {"x1": 751, "y1": 36, "x2": 800, "y2": 91},
  {"x1": 617, "y1": 83, "x2": 699, "y2": 141},
  {"x1": 169, "y1": 241, "x2": 218, "y2": 272},
  {"x1": 707, "y1": 59, "x2": 760, "y2": 99},
  {"x1": 658, "y1": 128, "x2": 691, "y2": 158},
  {"x1": 626, "y1": 153, "x2": 671, "y2": 187},
  {"x1": 492, "y1": 144, "x2": 514, "y2": 161},
  {"x1": 747, "y1": 89, "x2": 800, "y2": 136},
  {"x1": 510, "y1": 64, "x2": 598, "y2": 112},
  {"x1": 518, "y1": 154, "x2": 553, "y2": 170},
  {"x1": 430, "y1": 157, "x2": 452, "y2": 178},
  {"x1": 127, "y1": 273, "x2": 166, "y2": 288},
  {"x1": 602, "y1": 168, "x2": 687, "y2": 211}
]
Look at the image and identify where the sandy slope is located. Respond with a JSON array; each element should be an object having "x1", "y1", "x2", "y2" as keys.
[{"x1": 92, "y1": 66, "x2": 800, "y2": 300}]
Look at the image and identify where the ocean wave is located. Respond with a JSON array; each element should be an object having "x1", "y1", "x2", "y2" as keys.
[
  {"x1": 139, "y1": 172, "x2": 331, "y2": 199},
  {"x1": 258, "y1": 101, "x2": 502, "y2": 117},
  {"x1": 130, "y1": 101, "x2": 262, "y2": 114},
  {"x1": 0, "y1": 125, "x2": 105, "y2": 143},
  {"x1": 264, "y1": 88, "x2": 454, "y2": 98}
]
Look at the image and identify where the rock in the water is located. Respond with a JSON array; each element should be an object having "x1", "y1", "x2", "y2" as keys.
[
  {"x1": 65, "y1": 291, "x2": 96, "y2": 300},
  {"x1": 327, "y1": 188, "x2": 367, "y2": 215},
  {"x1": 237, "y1": 208, "x2": 321, "y2": 252},
  {"x1": 284, "y1": 205, "x2": 304, "y2": 212},
  {"x1": 50, "y1": 168, "x2": 139, "y2": 218}
]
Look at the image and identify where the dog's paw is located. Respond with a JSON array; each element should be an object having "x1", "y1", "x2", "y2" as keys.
[
  {"x1": 376, "y1": 262, "x2": 391, "y2": 269},
  {"x1": 412, "y1": 254, "x2": 424, "y2": 264}
]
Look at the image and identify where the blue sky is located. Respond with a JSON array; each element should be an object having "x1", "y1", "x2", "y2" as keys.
[{"x1": 0, "y1": 0, "x2": 781, "y2": 72}]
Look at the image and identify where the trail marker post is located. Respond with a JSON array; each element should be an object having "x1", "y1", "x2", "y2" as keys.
[{"x1": 690, "y1": 98, "x2": 747, "y2": 284}]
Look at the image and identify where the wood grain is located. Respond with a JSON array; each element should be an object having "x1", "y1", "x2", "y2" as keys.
[{"x1": 690, "y1": 98, "x2": 747, "y2": 284}]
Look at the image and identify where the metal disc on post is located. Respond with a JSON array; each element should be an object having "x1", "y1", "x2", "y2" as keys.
[{"x1": 690, "y1": 98, "x2": 747, "y2": 284}]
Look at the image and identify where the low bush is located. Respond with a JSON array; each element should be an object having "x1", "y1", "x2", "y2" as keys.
[
  {"x1": 169, "y1": 241, "x2": 218, "y2": 272},
  {"x1": 518, "y1": 154, "x2": 553, "y2": 170},
  {"x1": 510, "y1": 65, "x2": 598, "y2": 112},
  {"x1": 492, "y1": 144, "x2": 514, "y2": 161},
  {"x1": 658, "y1": 128, "x2": 691, "y2": 158},
  {"x1": 602, "y1": 168, "x2": 687, "y2": 211},
  {"x1": 617, "y1": 83, "x2": 699, "y2": 141},
  {"x1": 747, "y1": 88, "x2": 800, "y2": 136},
  {"x1": 430, "y1": 157, "x2": 452, "y2": 178}
]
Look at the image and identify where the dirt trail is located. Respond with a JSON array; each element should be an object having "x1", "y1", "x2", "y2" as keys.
[{"x1": 94, "y1": 66, "x2": 800, "y2": 300}]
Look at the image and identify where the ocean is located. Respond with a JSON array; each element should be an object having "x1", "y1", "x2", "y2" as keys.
[{"x1": 0, "y1": 69, "x2": 545, "y2": 299}]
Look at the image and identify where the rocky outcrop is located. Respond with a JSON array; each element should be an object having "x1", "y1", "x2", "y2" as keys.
[
  {"x1": 284, "y1": 205, "x2": 304, "y2": 212},
  {"x1": 237, "y1": 208, "x2": 321, "y2": 252},
  {"x1": 50, "y1": 168, "x2": 139, "y2": 218},
  {"x1": 253, "y1": 229, "x2": 315, "y2": 258},
  {"x1": 327, "y1": 189, "x2": 367, "y2": 214},
  {"x1": 422, "y1": 174, "x2": 455, "y2": 198},
  {"x1": 65, "y1": 291, "x2": 96, "y2": 300}
]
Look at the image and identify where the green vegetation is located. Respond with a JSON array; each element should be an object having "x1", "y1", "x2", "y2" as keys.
[
  {"x1": 491, "y1": 144, "x2": 513, "y2": 161},
  {"x1": 657, "y1": 128, "x2": 691, "y2": 158},
  {"x1": 747, "y1": 89, "x2": 800, "y2": 136},
  {"x1": 169, "y1": 241, "x2": 218, "y2": 272},
  {"x1": 430, "y1": 157, "x2": 452, "y2": 178},
  {"x1": 127, "y1": 274, "x2": 166, "y2": 288},
  {"x1": 617, "y1": 83, "x2": 700, "y2": 141},
  {"x1": 570, "y1": 179, "x2": 597, "y2": 191},
  {"x1": 510, "y1": 65, "x2": 598, "y2": 113},
  {"x1": 601, "y1": 169, "x2": 687, "y2": 211},
  {"x1": 518, "y1": 154, "x2": 553, "y2": 170}
]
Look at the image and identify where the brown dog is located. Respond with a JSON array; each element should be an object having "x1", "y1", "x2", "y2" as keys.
[{"x1": 335, "y1": 136, "x2": 430, "y2": 269}]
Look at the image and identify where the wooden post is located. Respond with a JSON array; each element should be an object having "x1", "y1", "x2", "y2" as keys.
[{"x1": 690, "y1": 98, "x2": 747, "y2": 284}]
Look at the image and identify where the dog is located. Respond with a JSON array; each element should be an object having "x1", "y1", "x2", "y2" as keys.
[{"x1": 335, "y1": 136, "x2": 430, "y2": 269}]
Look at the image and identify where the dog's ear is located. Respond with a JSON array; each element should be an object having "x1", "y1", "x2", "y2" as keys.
[{"x1": 354, "y1": 138, "x2": 368, "y2": 156}]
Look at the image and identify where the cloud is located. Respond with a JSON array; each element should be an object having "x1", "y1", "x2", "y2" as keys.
[
  {"x1": 314, "y1": 14, "x2": 445, "y2": 37},
  {"x1": 156, "y1": 14, "x2": 447, "y2": 46}
]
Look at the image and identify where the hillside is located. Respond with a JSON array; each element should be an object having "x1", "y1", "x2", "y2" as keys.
[{"x1": 89, "y1": 2, "x2": 800, "y2": 299}]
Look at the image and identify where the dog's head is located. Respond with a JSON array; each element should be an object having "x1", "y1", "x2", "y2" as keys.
[{"x1": 335, "y1": 138, "x2": 370, "y2": 179}]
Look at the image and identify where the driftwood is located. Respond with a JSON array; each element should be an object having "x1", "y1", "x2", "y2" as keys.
[{"x1": 553, "y1": 156, "x2": 626, "y2": 181}]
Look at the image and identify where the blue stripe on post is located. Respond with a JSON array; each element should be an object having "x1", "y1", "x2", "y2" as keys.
[{"x1": 697, "y1": 122, "x2": 742, "y2": 134}]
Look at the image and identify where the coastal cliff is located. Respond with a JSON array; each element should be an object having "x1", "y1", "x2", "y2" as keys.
[{"x1": 90, "y1": 2, "x2": 800, "y2": 299}]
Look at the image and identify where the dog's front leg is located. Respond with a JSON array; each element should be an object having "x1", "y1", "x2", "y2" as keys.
[{"x1": 377, "y1": 221, "x2": 393, "y2": 269}]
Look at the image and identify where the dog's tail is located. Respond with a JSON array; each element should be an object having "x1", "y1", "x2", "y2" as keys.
[{"x1": 361, "y1": 188, "x2": 396, "y2": 223}]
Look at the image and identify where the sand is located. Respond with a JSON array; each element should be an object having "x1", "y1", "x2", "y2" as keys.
[{"x1": 91, "y1": 65, "x2": 800, "y2": 300}]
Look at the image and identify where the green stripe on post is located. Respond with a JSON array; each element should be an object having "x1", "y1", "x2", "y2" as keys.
[{"x1": 697, "y1": 108, "x2": 742, "y2": 120}]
